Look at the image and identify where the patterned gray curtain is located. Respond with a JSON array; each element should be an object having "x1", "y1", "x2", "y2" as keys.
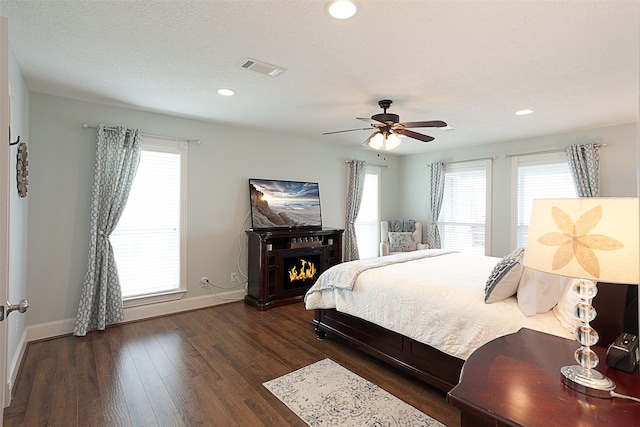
[
  {"x1": 426, "y1": 162, "x2": 445, "y2": 248},
  {"x1": 565, "y1": 143, "x2": 600, "y2": 197},
  {"x1": 344, "y1": 160, "x2": 367, "y2": 261},
  {"x1": 74, "y1": 124, "x2": 142, "y2": 336}
]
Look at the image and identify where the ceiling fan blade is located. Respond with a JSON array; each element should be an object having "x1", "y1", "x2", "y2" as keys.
[
  {"x1": 323, "y1": 127, "x2": 372, "y2": 135},
  {"x1": 395, "y1": 128, "x2": 435, "y2": 143},
  {"x1": 356, "y1": 117, "x2": 385, "y2": 126},
  {"x1": 400, "y1": 120, "x2": 447, "y2": 129},
  {"x1": 361, "y1": 130, "x2": 380, "y2": 146}
]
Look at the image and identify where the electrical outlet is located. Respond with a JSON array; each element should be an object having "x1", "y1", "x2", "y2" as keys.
[
  {"x1": 200, "y1": 277, "x2": 208, "y2": 287},
  {"x1": 231, "y1": 273, "x2": 239, "y2": 282}
]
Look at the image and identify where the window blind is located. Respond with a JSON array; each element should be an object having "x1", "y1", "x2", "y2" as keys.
[
  {"x1": 355, "y1": 169, "x2": 380, "y2": 259},
  {"x1": 513, "y1": 152, "x2": 577, "y2": 247},
  {"x1": 111, "y1": 142, "x2": 185, "y2": 299},
  {"x1": 438, "y1": 160, "x2": 490, "y2": 255}
]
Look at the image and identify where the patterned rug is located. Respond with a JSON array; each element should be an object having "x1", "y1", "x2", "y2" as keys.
[{"x1": 263, "y1": 358, "x2": 445, "y2": 426}]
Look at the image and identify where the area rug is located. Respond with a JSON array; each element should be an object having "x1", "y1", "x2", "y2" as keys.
[{"x1": 263, "y1": 358, "x2": 445, "y2": 426}]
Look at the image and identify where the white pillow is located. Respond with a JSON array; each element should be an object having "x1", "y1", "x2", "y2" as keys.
[
  {"x1": 553, "y1": 279, "x2": 581, "y2": 332},
  {"x1": 484, "y1": 248, "x2": 525, "y2": 303},
  {"x1": 388, "y1": 232, "x2": 416, "y2": 252},
  {"x1": 517, "y1": 267, "x2": 569, "y2": 316}
]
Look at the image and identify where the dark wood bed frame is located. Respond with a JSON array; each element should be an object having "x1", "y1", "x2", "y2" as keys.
[{"x1": 312, "y1": 282, "x2": 637, "y2": 392}]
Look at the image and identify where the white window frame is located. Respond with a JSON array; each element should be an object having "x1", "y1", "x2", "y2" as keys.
[
  {"x1": 438, "y1": 159, "x2": 492, "y2": 255},
  {"x1": 510, "y1": 151, "x2": 577, "y2": 249},
  {"x1": 115, "y1": 137, "x2": 188, "y2": 308},
  {"x1": 354, "y1": 166, "x2": 380, "y2": 259}
]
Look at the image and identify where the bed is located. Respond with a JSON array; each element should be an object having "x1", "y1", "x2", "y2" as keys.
[{"x1": 305, "y1": 249, "x2": 635, "y2": 392}]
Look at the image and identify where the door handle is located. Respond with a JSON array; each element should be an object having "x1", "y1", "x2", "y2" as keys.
[
  {"x1": 7, "y1": 299, "x2": 29, "y2": 316},
  {"x1": 0, "y1": 299, "x2": 29, "y2": 321}
]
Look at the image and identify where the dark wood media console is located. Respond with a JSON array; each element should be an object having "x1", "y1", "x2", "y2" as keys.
[{"x1": 245, "y1": 228, "x2": 343, "y2": 310}]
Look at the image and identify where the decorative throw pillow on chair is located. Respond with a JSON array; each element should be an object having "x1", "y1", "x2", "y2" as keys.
[{"x1": 388, "y1": 232, "x2": 416, "y2": 252}]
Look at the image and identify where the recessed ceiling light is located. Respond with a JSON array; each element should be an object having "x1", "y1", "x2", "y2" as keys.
[
  {"x1": 515, "y1": 109, "x2": 534, "y2": 116},
  {"x1": 326, "y1": 0, "x2": 358, "y2": 20},
  {"x1": 217, "y1": 88, "x2": 236, "y2": 96}
]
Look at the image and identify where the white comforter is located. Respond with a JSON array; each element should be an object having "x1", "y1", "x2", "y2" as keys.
[{"x1": 305, "y1": 250, "x2": 573, "y2": 360}]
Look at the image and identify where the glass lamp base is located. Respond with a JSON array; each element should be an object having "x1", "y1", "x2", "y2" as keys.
[{"x1": 560, "y1": 365, "x2": 615, "y2": 399}]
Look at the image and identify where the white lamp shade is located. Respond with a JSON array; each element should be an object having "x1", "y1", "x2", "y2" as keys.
[
  {"x1": 385, "y1": 133, "x2": 402, "y2": 150},
  {"x1": 523, "y1": 198, "x2": 639, "y2": 284},
  {"x1": 368, "y1": 133, "x2": 384, "y2": 150},
  {"x1": 368, "y1": 132, "x2": 403, "y2": 151}
]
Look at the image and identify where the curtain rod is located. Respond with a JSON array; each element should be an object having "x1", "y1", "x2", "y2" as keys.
[
  {"x1": 345, "y1": 160, "x2": 390, "y2": 168},
  {"x1": 447, "y1": 156, "x2": 495, "y2": 165},
  {"x1": 504, "y1": 142, "x2": 606, "y2": 158},
  {"x1": 82, "y1": 123, "x2": 201, "y2": 144},
  {"x1": 427, "y1": 156, "x2": 495, "y2": 166}
]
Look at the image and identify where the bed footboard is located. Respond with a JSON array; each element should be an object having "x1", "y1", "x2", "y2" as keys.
[{"x1": 312, "y1": 308, "x2": 464, "y2": 392}]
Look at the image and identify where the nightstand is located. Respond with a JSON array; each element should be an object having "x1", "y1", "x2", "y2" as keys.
[{"x1": 448, "y1": 328, "x2": 640, "y2": 427}]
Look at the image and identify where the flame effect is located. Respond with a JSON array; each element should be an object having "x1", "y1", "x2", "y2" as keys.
[{"x1": 288, "y1": 259, "x2": 317, "y2": 282}]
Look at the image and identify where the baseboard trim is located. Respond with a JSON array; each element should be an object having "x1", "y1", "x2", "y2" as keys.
[
  {"x1": 122, "y1": 290, "x2": 245, "y2": 323},
  {"x1": 7, "y1": 328, "x2": 27, "y2": 402},
  {"x1": 25, "y1": 290, "x2": 246, "y2": 342}
]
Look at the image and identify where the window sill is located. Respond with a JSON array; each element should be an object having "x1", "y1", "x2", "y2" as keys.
[{"x1": 123, "y1": 290, "x2": 187, "y2": 308}]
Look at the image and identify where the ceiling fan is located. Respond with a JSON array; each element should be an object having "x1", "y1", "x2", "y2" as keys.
[{"x1": 323, "y1": 99, "x2": 447, "y2": 150}]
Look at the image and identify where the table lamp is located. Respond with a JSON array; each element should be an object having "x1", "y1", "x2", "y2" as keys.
[{"x1": 523, "y1": 198, "x2": 639, "y2": 398}]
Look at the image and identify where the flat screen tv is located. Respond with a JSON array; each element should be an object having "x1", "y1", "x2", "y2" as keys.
[{"x1": 249, "y1": 178, "x2": 322, "y2": 230}]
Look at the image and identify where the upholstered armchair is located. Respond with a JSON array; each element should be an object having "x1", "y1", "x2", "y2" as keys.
[{"x1": 380, "y1": 219, "x2": 429, "y2": 256}]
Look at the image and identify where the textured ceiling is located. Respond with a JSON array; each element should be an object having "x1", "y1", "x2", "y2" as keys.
[{"x1": 2, "y1": 0, "x2": 639, "y2": 155}]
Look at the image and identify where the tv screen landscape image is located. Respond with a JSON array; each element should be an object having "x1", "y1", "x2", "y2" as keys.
[{"x1": 249, "y1": 178, "x2": 322, "y2": 230}]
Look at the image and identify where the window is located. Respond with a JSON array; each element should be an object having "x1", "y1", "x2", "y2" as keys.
[
  {"x1": 354, "y1": 167, "x2": 380, "y2": 259},
  {"x1": 438, "y1": 160, "x2": 492, "y2": 255},
  {"x1": 512, "y1": 152, "x2": 577, "y2": 248},
  {"x1": 110, "y1": 138, "x2": 187, "y2": 302}
]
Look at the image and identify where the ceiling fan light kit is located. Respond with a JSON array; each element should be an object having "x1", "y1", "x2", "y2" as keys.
[
  {"x1": 368, "y1": 132, "x2": 401, "y2": 151},
  {"x1": 324, "y1": 99, "x2": 447, "y2": 151},
  {"x1": 368, "y1": 133, "x2": 384, "y2": 150},
  {"x1": 384, "y1": 133, "x2": 402, "y2": 150}
]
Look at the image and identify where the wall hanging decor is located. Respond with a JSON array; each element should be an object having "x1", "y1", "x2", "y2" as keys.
[{"x1": 16, "y1": 141, "x2": 27, "y2": 197}]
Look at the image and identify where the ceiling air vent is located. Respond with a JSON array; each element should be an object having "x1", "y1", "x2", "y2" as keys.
[{"x1": 241, "y1": 58, "x2": 286, "y2": 77}]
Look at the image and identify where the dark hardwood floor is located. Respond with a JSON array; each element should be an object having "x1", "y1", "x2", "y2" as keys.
[{"x1": 3, "y1": 302, "x2": 460, "y2": 426}]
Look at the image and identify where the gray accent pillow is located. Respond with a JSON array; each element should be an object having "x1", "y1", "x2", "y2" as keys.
[
  {"x1": 387, "y1": 219, "x2": 416, "y2": 232},
  {"x1": 388, "y1": 231, "x2": 416, "y2": 252},
  {"x1": 484, "y1": 247, "x2": 525, "y2": 303}
]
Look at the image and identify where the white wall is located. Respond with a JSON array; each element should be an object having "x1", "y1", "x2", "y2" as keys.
[
  {"x1": 25, "y1": 93, "x2": 402, "y2": 332},
  {"x1": 400, "y1": 122, "x2": 638, "y2": 257},
  {"x1": 7, "y1": 42, "x2": 29, "y2": 391}
]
